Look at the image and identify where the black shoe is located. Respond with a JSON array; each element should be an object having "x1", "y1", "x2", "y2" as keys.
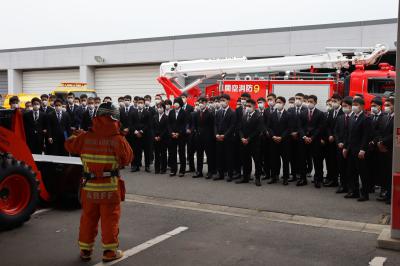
[
  {"x1": 267, "y1": 178, "x2": 277, "y2": 184},
  {"x1": 296, "y1": 179, "x2": 307, "y2": 186},
  {"x1": 192, "y1": 172, "x2": 203, "y2": 178},
  {"x1": 178, "y1": 172, "x2": 185, "y2": 177},
  {"x1": 288, "y1": 177, "x2": 297, "y2": 182},
  {"x1": 131, "y1": 167, "x2": 139, "y2": 172},
  {"x1": 357, "y1": 196, "x2": 369, "y2": 202},
  {"x1": 160, "y1": 170, "x2": 166, "y2": 174},
  {"x1": 233, "y1": 173, "x2": 241, "y2": 179},
  {"x1": 344, "y1": 192, "x2": 360, "y2": 199},
  {"x1": 145, "y1": 166, "x2": 151, "y2": 173},
  {"x1": 314, "y1": 181, "x2": 321, "y2": 188},
  {"x1": 235, "y1": 178, "x2": 249, "y2": 184},
  {"x1": 255, "y1": 177, "x2": 261, "y2": 186},
  {"x1": 188, "y1": 168, "x2": 196, "y2": 173},
  {"x1": 376, "y1": 196, "x2": 388, "y2": 202},
  {"x1": 226, "y1": 177, "x2": 234, "y2": 182},
  {"x1": 169, "y1": 172, "x2": 176, "y2": 177},
  {"x1": 213, "y1": 176, "x2": 224, "y2": 181},
  {"x1": 336, "y1": 187, "x2": 347, "y2": 194},
  {"x1": 283, "y1": 179, "x2": 289, "y2": 186},
  {"x1": 323, "y1": 181, "x2": 338, "y2": 187},
  {"x1": 155, "y1": 170, "x2": 160, "y2": 174}
]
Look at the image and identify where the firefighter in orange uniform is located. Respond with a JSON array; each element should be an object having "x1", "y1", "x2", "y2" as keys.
[{"x1": 65, "y1": 102, "x2": 133, "y2": 262}]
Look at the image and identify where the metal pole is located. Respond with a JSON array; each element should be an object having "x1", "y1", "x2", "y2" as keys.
[{"x1": 391, "y1": 3, "x2": 400, "y2": 239}]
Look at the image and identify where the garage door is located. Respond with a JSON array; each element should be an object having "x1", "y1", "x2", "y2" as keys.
[
  {"x1": 95, "y1": 65, "x2": 163, "y2": 101},
  {"x1": 23, "y1": 69, "x2": 79, "y2": 95},
  {"x1": 0, "y1": 71, "x2": 7, "y2": 96}
]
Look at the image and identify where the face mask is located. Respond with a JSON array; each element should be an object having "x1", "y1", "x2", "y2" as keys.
[
  {"x1": 220, "y1": 101, "x2": 228, "y2": 108},
  {"x1": 194, "y1": 105, "x2": 200, "y2": 112},
  {"x1": 332, "y1": 102, "x2": 340, "y2": 109},
  {"x1": 95, "y1": 103, "x2": 100, "y2": 108},
  {"x1": 27, "y1": 107, "x2": 33, "y2": 111},
  {"x1": 258, "y1": 102, "x2": 265, "y2": 109},
  {"x1": 157, "y1": 108, "x2": 164, "y2": 114},
  {"x1": 174, "y1": 103, "x2": 180, "y2": 109},
  {"x1": 308, "y1": 103, "x2": 315, "y2": 110},
  {"x1": 124, "y1": 101, "x2": 131, "y2": 107},
  {"x1": 88, "y1": 104, "x2": 95, "y2": 110},
  {"x1": 119, "y1": 102, "x2": 125, "y2": 108},
  {"x1": 199, "y1": 103, "x2": 206, "y2": 110},
  {"x1": 67, "y1": 98, "x2": 74, "y2": 104},
  {"x1": 245, "y1": 106, "x2": 253, "y2": 113},
  {"x1": 352, "y1": 105, "x2": 360, "y2": 113},
  {"x1": 81, "y1": 101, "x2": 87, "y2": 107},
  {"x1": 342, "y1": 107, "x2": 351, "y2": 114},
  {"x1": 62, "y1": 107, "x2": 67, "y2": 112},
  {"x1": 268, "y1": 100, "x2": 275, "y2": 107},
  {"x1": 302, "y1": 102, "x2": 309, "y2": 108},
  {"x1": 138, "y1": 103, "x2": 144, "y2": 109},
  {"x1": 33, "y1": 104, "x2": 40, "y2": 111},
  {"x1": 165, "y1": 105, "x2": 171, "y2": 111},
  {"x1": 370, "y1": 106, "x2": 379, "y2": 114},
  {"x1": 145, "y1": 101, "x2": 150, "y2": 107},
  {"x1": 215, "y1": 102, "x2": 221, "y2": 109},
  {"x1": 42, "y1": 100, "x2": 48, "y2": 106},
  {"x1": 55, "y1": 106, "x2": 62, "y2": 112},
  {"x1": 11, "y1": 103, "x2": 19, "y2": 109},
  {"x1": 275, "y1": 103, "x2": 284, "y2": 111},
  {"x1": 295, "y1": 99, "x2": 302, "y2": 107},
  {"x1": 326, "y1": 105, "x2": 333, "y2": 112},
  {"x1": 288, "y1": 103, "x2": 295, "y2": 109},
  {"x1": 241, "y1": 100, "x2": 246, "y2": 106},
  {"x1": 207, "y1": 103, "x2": 212, "y2": 109},
  {"x1": 155, "y1": 99, "x2": 161, "y2": 104},
  {"x1": 384, "y1": 106, "x2": 392, "y2": 113},
  {"x1": 182, "y1": 98, "x2": 187, "y2": 104}
]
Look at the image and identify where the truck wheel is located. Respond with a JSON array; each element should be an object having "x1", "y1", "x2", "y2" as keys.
[{"x1": 0, "y1": 154, "x2": 39, "y2": 230}]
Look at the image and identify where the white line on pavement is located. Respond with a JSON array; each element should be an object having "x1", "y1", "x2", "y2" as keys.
[
  {"x1": 369, "y1": 256, "x2": 387, "y2": 266},
  {"x1": 33, "y1": 208, "x2": 52, "y2": 216},
  {"x1": 92, "y1": 226, "x2": 189, "y2": 266}
]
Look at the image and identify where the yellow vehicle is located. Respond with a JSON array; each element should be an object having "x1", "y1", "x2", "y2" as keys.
[
  {"x1": 2, "y1": 93, "x2": 40, "y2": 109},
  {"x1": 51, "y1": 82, "x2": 97, "y2": 102}
]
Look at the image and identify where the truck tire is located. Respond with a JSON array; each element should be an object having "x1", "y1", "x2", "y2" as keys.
[{"x1": 0, "y1": 153, "x2": 39, "y2": 230}]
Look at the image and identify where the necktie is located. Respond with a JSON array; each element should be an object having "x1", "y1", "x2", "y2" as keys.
[
  {"x1": 200, "y1": 111, "x2": 204, "y2": 121},
  {"x1": 345, "y1": 115, "x2": 349, "y2": 127},
  {"x1": 333, "y1": 111, "x2": 337, "y2": 119},
  {"x1": 34, "y1": 111, "x2": 38, "y2": 121},
  {"x1": 57, "y1": 112, "x2": 62, "y2": 122},
  {"x1": 223, "y1": 109, "x2": 226, "y2": 117},
  {"x1": 139, "y1": 111, "x2": 142, "y2": 119},
  {"x1": 278, "y1": 111, "x2": 282, "y2": 121},
  {"x1": 125, "y1": 107, "x2": 129, "y2": 113},
  {"x1": 297, "y1": 108, "x2": 300, "y2": 115},
  {"x1": 89, "y1": 110, "x2": 94, "y2": 119},
  {"x1": 308, "y1": 110, "x2": 313, "y2": 121},
  {"x1": 354, "y1": 115, "x2": 358, "y2": 121},
  {"x1": 374, "y1": 115, "x2": 378, "y2": 122}
]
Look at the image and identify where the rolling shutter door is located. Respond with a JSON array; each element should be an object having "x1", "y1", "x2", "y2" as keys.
[
  {"x1": 0, "y1": 71, "x2": 7, "y2": 96},
  {"x1": 23, "y1": 69, "x2": 79, "y2": 94},
  {"x1": 94, "y1": 65, "x2": 162, "y2": 101}
]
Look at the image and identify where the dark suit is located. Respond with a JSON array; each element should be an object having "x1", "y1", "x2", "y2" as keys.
[
  {"x1": 288, "y1": 106, "x2": 307, "y2": 178},
  {"x1": 40, "y1": 106, "x2": 54, "y2": 154},
  {"x1": 268, "y1": 110, "x2": 293, "y2": 180},
  {"x1": 192, "y1": 108, "x2": 215, "y2": 175},
  {"x1": 129, "y1": 108, "x2": 151, "y2": 169},
  {"x1": 239, "y1": 111, "x2": 262, "y2": 180},
  {"x1": 379, "y1": 113, "x2": 394, "y2": 200},
  {"x1": 325, "y1": 107, "x2": 344, "y2": 184},
  {"x1": 66, "y1": 104, "x2": 81, "y2": 129},
  {"x1": 120, "y1": 106, "x2": 132, "y2": 130},
  {"x1": 152, "y1": 113, "x2": 169, "y2": 173},
  {"x1": 368, "y1": 112, "x2": 387, "y2": 188},
  {"x1": 183, "y1": 104, "x2": 196, "y2": 172},
  {"x1": 234, "y1": 106, "x2": 246, "y2": 176},
  {"x1": 344, "y1": 112, "x2": 372, "y2": 197},
  {"x1": 298, "y1": 108, "x2": 325, "y2": 183},
  {"x1": 81, "y1": 108, "x2": 96, "y2": 131},
  {"x1": 169, "y1": 108, "x2": 189, "y2": 174},
  {"x1": 47, "y1": 111, "x2": 72, "y2": 156},
  {"x1": 215, "y1": 107, "x2": 236, "y2": 178},
  {"x1": 258, "y1": 109, "x2": 272, "y2": 179},
  {"x1": 23, "y1": 110, "x2": 46, "y2": 154}
]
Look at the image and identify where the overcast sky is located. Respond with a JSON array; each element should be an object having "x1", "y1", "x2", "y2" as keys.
[{"x1": 0, "y1": 0, "x2": 397, "y2": 50}]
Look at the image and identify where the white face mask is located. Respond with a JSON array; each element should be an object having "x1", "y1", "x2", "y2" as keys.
[
  {"x1": 95, "y1": 103, "x2": 100, "y2": 108},
  {"x1": 342, "y1": 107, "x2": 351, "y2": 114},
  {"x1": 199, "y1": 103, "x2": 206, "y2": 110},
  {"x1": 155, "y1": 99, "x2": 161, "y2": 104},
  {"x1": 275, "y1": 103, "x2": 284, "y2": 111},
  {"x1": 88, "y1": 104, "x2": 95, "y2": 110},
  {"x1": 215, "y1": 102, "x2": 221, "y2": 109},
  {"x1": 288, "y1": 103, "x2": 295, "y2": 109},
  {"x1": 295, "y1": 99, "x2": 302, "y2": 107},
  {"x1": 326, "y1": 105, "x2": 333, "y2": 112},
  {"x1": 268, "y1": 100, "x2": 275, "y2": 107},
  {"x1": 67, "y1": 98, "x2": 74, "y2": 104},
  {"x1": 62, "y1": 107, "x2": 67, "y2": 112},
  {"x1": 370, "y1": 106, "x2": 379, "y2": 114},
  {"x1": 81, "y1": 101, "x2": 87, "y2": 107},
  {"x1": 258, "y1": 102, "x2": 265, "y2": 109},
  {"x1": 384, "y1": 106, "x2": 392, "y2": 113},
  {"x1": 165, "y1": 105, "x2": 171, "y2": 111},
  {"x1": 352, "y1": 105, "x2": 360, "y2": 113},
  {"x1": 302, "y1": 102, "x2": 309, "y2": 108},
  {"x1": 182, "y1": 98, "x2": 187, "y2": 104},
  {"x1": 55, "y1": 106, "x2": 62, "y2": 112},
  {"x1": 308, "y1": 103, "x2": 315, "y2": 110},
  {"x1": 157, "y1": 108, "x2": 164, "y2": 114},
  {"x1": 241, "y1": 100, "x2": 246, "y2": 106},
  {"x1": 144, "y1": 101, "x2": 150, "y2": 107},
  {"x1": 42, "y1": 100, "x2": 48, "y2": 106},
  {"x1": 220, "y1": 101, "x2": 228, "y2": 108},
  {"x1": 27, "y1": 107, "x2": 33, "y2": 111},
  {"x1": 194, "y1": 105, "x2": 200, "y2": 112},
  {"x1": 11, "y1": 103, "x2": 19, "y2": 109},
  {"x1": 119, "y1": 102, "x2": 125, "y2": 108},
  {"x1": 33, "y1": 104, "x2": 40, "y2": 111},
  {"x1": 245, "y1": 106, "x2": 253, "y2": 113},
  {"x1": 174, "y1": 103, "x2": 180, "y2": 109},
  {"x1": 332, "y1": 102, "x2": 340, "y2": 109},
  {"x1": 124, "y1": 100, "x2": 131, "y2": 107},
  {"x1": 138, "y1": 103, "x2": 144, "y2": 109}
]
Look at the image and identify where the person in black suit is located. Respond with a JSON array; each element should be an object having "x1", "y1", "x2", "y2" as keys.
[
  {"x1": 39, "y1": 94, "x2": 54, "y2": 154},
  {"x1": 267, "y1": 96, "x2": 293, "y2": 185},
  {"x1": 297, "y1": 95, "x2": 325, "y2": 188},
  {"x1": 47, "y1": 98, "x2": 72, "y2": 156},
  {"x1": 120, "y1": 95, "x2": 133, "y2": 133},
  {"x1": 144, "y1": 95, "x2": 157, "y2": 166},
  {"x1": 129, "y1": 97, "x2": 151, "y2": 172},
  {"x1": 367, "y1": 97, "x2": 387, "y2": 191},
  {"x1": 287, "y1": 93, "x2": 308, "y2": 182},
  {"x1": 214, "y1": 94, "x2": 236, "y2": 181},
  {"x1": 192, "y1": 97, "x2": 215, "y2": 178},
  {"x1": 334, "y1": 96, "x2": 353, "y2": 194},
  {"x1": 169, "y1": 97, "x2": 189, "y2": 177},
  {"x1": 377, "y1": 98, "x2": 395, "y2": 204},
  {"x1": 343, "y1": 97, "x2": 372, "y2": 201},
  {"x1": 235, "y1": 99, "x2": 263, "y2": 186},
  {"x1": 77, "y1": 94, "x2": 88, "y2": 129},
  {"x1": 81, "y1": 97, "x2": 96, "y2": 131},
  {"x1": 23, "y1": 97, "x2": 47, "y2": 154},
  {"x1": 257, "y1": 97, "x2": 270, "y2": 180},
  {"x1": 152, "y1": 102, "x2": 170, "y2": 174},
  {"x1": 180, "y1": 93, "x2": 196, "y2": 173},
  {"x1": 66, "y1": 92, "x2": 81, "y2": 130},
  {"x1": 323, "y1": 94, "x2": 344, "y2": 187}
]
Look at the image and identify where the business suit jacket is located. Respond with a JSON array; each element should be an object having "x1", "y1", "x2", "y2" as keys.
[
  {"x1": 298, "y1": 108, "x2": 325, "y2": 141},
  {"x1": 288, "y1": 106, "x2": 308, "y2": 133},
  {"x1": 379, "y1": 114, "x2": 394, "y2": 151},
  {"x1": 214, "y1": 108, "x2": 236, "y2": 141},
  {"x1": 326, "y1": 107, "x2": 344, "y2": 137},
  {"x1": 370, "y1": 112, "x2": 386, "y2": 143},
  {"x1": 128, "y1": 109, "x2": 151, "y2": 138},
  {"x1": 66, "y1": 104, "x2": 81, "y2": 129},
  {"x1": 120, "y1": 106, "x2": 133, "y2": 129},
  {"x1": 23, "y1": 110, "x2": 47, "y2": 153},
  {"x1": 344, "y1": 112, "x2": 372, "y2": 154},
  {"x1": 168, "y1": 108, "x2": 188, "y2": 136},
  {"x1": 268, "y1": 110, "x2": 292, "y2": 141},
  {"x1": 334, "y1": 113, "x2": 353, "y2": 145},
  {"x1": 152, "y1": 113, "x2": 170, "y2": 141},
  {"x1": 239, "y1": 111, "x2": 262, "y2": 143},
  {"x1": 81, "y1": 108, "x2": 96, "y2": 131},
  {"x1": 192, "y1": 108, "x2": 215, "y2": 142}
]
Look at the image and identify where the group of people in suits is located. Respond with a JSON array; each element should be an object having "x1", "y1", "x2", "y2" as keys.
[{"x1": 12, "y1": 88, "x2": 395, "y2": 204}]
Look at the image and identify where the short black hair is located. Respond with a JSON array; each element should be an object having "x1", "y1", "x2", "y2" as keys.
[
  {"x1": 385, "y1": 98, "x2": 395, "y2": 105},
  {"x1": 124, "y1": 95, "x2": 132, "y2": 101},
  {"x1": 67, "y1": 92, "x2": 75, "y2": 97},
  {"x1": 9, "y1": 96, "x2": 19, "y2": 104},
  {"x1": 198, "y1": 97, "x2": 207, "y2": 103},
  {"x1": 257, "y1": 97, "x2": 266, "y2": 102},
  {"x1": 104, "y1": 96, "x2": 112, "y2": 100},
  {"x1": 371, "y1": 96, "x2": 383, "y2": 106},
  {"x1": 295, "y1": 93, "x2": 305, "y2": 98},
  {"x1": 144, "y1": 95, "x2": 151, "y2": 100},
  {"x1": 118, "y1": 97, "x2": 124, "y2": 101},
  {"x1": 133, "y1": 96, "x2": 140, "y2": 101},
  {"x1": 80, "y1": 94, "x2": 88, "y2": 100},
  {"x1": 355, "y1": 93, "x2": 364, "y2": 99},
  {"x1": 342, "y1": 96, "x2": 353, "y2": 106},
  {"x1": 331, "y1": 93, "x2": 342, "y2": 101},
  {"x1": 220, "y1": 94, "x2": 230, "y2": 101},
  {"x1": 137, "y1": 97, "x2": 145, "y2": 102},
  {"x1": 353, "y1": 97, "x2": 365, "y2": 106},
  {"x1": 54, "y1": 98, "x2": 63, "y2": 105},
  {"x1": 174, "y1": 97, "x2": 184, "y2": 107},
  {"x1": 288, "y1": 97, "x2": 295, "y2": 102},
  {"x1": 267, "y1": 93, "x2": 276, "y2": 99},
  {"x1": 308, "y1": 95, "x2": 318, "y2": 102},
  {"x1": 164, "y1": 99, "x2": 172, "y2": 105},
  {"x1": 241, "y1": 93, "x2": 251, "y2": 99},
  {"x1": 276, "y1": 96, "x2": 286, "y2": 104},
  {"x1": 31, "y1": 97, "x2": 41, "y2": 105},
  {"x1": 40, "y1": 94, "x2": 49, "y2": 99},
  {"x1": 246, "y1": 99, "x2": 256, "y2": 105},
  {"x1": 94, "y1": 97, "x2": 101, "y2": 102}
]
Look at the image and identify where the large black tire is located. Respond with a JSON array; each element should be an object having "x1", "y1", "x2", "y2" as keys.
[{"x1": 0, "y1": 153, "x2": 39, "y2": 230}]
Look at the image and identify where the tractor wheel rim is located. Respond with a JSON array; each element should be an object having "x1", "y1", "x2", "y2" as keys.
[{"x1": 0, "y1": 174, "x2": 32, "y2": 215}]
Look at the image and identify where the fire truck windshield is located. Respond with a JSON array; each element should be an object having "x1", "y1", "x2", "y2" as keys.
[{"x1": 367, "y1": 78, "x2": 395, "y2": 96}]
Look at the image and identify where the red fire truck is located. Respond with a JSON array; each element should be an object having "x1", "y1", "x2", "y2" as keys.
[{"x1": 157, "y1": 44, "x2": 394, "y2": 109}]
